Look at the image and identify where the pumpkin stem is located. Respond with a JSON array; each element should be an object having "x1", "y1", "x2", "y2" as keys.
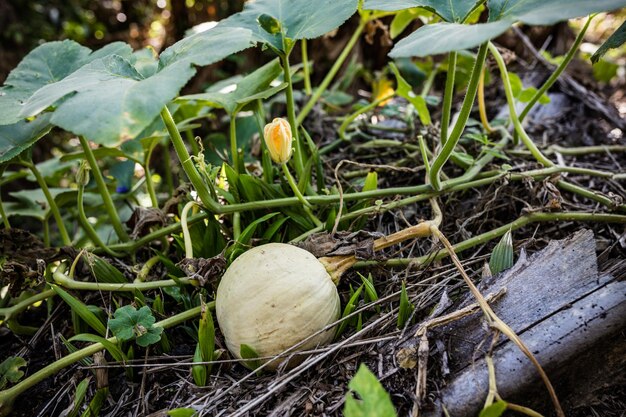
[{"x1": 320, "y1": 222, "x2": 434, "y2": 284}]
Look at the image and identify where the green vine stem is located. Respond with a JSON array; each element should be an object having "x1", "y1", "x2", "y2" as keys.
[
  {"x1": 282, "y1": 163, "x2": 322, "y2": 227},
  {"x1": 339, "y1": 93, "x2": 394, "y2": 140},
  {"x1": 181, "y1": 200, "x2": 196, "y2": 259},
  {"x1": 135, "y1": 254, "x2": 161, "y2": 282},
  {"x1": 440, "y1": 51, "x2": 457, "y2": 144},
  {"x1": 0, "y1": 304, "x2": 207, "y2": 413},
  {"x1": 301, "y1": 39, "x2": 312, "y2": 95},
  {"x1": 280, "y1": 51, "x2": 305, "y2": 177},
  {"x1": 78, "y1": 136, "x2": 129, "y2": 242},
  {"x1": 518, "y1": 15, "x2": 593, "y2": 124},
  {"x1": 230, "y1": 115, "x2": 240, "y2": 174},
  {"x1": 52, "y1": 267, "x2": 197, "y2": 291},
  {"x1": 354, "y1": 211, "x2": 626, "y2": 269},
  {"x1": 144, "y1": 139, "x2": 159, "y2": 208},
  {"x1": 487, "y1": 42, "x2": 554, "y2": 168},
  {"x1": 0, "y1": 289, "x2": 55, "y2": 320},
  {"x1": 297, "y1": 18, "x2": 367, "y2": 125},
  {"x1": 508, "y1": 144, "x2": 626, "y2": 157},
  {"x1": 160, "y1": 107, "x2": 220, "y2": 212},
  {"x1": 77, "y1": 177, "x2": 123, "y2": 257},
  {"x1": 0, "y1": 192, "x2": 10, "y2": 229},
  {"x1": 102, "y1": 160, "x2": 625, "y2": 255},
  {"x1": 430, "y1": 43, "x2": 488, "y2": 190},
  {"x1": 18, "y1": 160, "x2": 71, "y2": 246}
]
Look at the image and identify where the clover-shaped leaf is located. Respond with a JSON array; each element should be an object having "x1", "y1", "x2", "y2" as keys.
[
  {"x1": 108, "y1": 305, "x2": 163, "y2": 347},
  {"x1": 0, "y1": 356, "x2": 27, "y2": 390}
]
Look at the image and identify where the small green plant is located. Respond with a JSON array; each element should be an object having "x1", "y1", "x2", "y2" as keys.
[
  {"x1": 0, "y1": 358, "x2": 26, "y2": 390},
  {"x1": 108, "y1": 305, "x2": 163, "y2": 347},
  {"x1": 344, "y1": 364, "x2": 397, "y2": 417}
]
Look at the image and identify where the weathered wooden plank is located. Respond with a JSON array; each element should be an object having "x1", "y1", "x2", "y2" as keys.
[{"x1": 418, "y1": 229, "x2": 626, "y2": 416}]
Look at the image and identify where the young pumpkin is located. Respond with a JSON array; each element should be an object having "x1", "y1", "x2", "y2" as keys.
[{"x1": 216, "y1": 223, "x2": 432, "y2": 370}]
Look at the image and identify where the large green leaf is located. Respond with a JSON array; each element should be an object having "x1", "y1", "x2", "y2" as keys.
[
  {"x1": 390, "y1": 20, "x2": 511, "y2": 57},
  {"x1": 0, "y1": 41, "x2": 132, "y2": 126},
  {"x1": 178, "y1": 58, "x2": 284, "y2": 115},
  {"x1": 17, "y1": 27, "x2": 252, "y2": 146},
  {"x1": 363, "y1": 0, "x2": 479, "y2": 23},
  {"x1": 487, "y1": 0, "x2": 626, "y2": 25},
  {"x1": 0, "y1": 114, "x2": 53, "y2": 163},
  {"x1": 389, "y1": 0, "x2": 626, "y2": 57},
  {"x1": 219, "y1": 0, "x2": 359, "y2": 50}
]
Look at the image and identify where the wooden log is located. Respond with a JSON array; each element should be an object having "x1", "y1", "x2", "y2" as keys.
[{"x1": 419, "y1": 229, "x2": 626, "y2": 416}]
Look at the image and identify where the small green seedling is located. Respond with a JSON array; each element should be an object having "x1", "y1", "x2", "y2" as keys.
[{"x1": 108, "y1": 305, "x2": 163, "y2": 347}]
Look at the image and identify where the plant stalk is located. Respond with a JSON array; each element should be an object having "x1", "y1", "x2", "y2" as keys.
[
  {"x1": 430, "y1": 43, "x2": 488, "y2": 190},
  {"x1": 488, "y1": 42, "x2": 553, "y2": 168},
  {"x1": 280, "y1": 52, "x2": 305, "y2": 176},
  {"x1": 78, "y1": 136, "x2": 129, "y2": 242},
  {"x1": 440, "y1": 51, "x2": 457, "y2": 144},
  {"x1": 20, "y1": 161, "x2": 71, "y2": 246},
  {"x1": 160, "y1": 107, "x2": 219, "y2": 212},
  {"x1": 297, "y1": 18, "x2": 367, "y2": 124}
]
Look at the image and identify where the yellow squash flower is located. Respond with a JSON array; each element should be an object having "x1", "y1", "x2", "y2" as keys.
[{"x1": 263, "y1": 117, "x2": 293, "y2": 164}]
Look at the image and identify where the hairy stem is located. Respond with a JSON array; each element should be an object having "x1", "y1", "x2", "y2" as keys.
[{"x1": 160, "y1": 107, "x2": 219, "y2": 212}]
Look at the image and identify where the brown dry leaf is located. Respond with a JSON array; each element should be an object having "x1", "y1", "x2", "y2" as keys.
[
  {"x1": 126, "y1": 207, "x2": 167, "y2": 239},
  {"x1": 297, "y1": 230, "x2": 383, "y2": 259},
  {"x1": 176, "y1": 254, "x2": 227, "y2": 287}
]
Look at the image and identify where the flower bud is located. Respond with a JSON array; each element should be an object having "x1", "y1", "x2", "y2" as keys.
[{"x1": 263, "y1": 118, "x2": 293, "y2": 164}]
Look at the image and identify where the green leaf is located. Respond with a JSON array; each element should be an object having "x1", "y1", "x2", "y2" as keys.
[
  {"x1": 489, "y1": 230, "x2": 514, "y2": 275},
  {"x1": 69, "y1": 333, "x2": 127, "y2": 365},
  {"x1": 488, "y1": 0, "x2": 626, "y2": 26},
  {"x1": 336, "y1": 285, "x2": 364, "y2": 338},
  {"x1": 108, "y1": 305, "x2": 163, "y2": 347},
  {"x1": 389, "y1": 62, "x2": 431, "y2": 125},
  {"x1": 479, "y1": 400, "x2": 508, "y2": 417},
  {"x1": 179, "y1": 59, "x2": 283, "y2": 115},
  {"x1": 363, "y1": 0, "x2": 479, "y2": 23},
  {"x1": 52, "y1": 285, "x2": 107, "y2": 336},
  {"x1": 344, "y1": 364, "x2": 397, "y2": 417},
  {"x1": 167, "y1": 408, "x2": 197, "y2": 417},
  {"x1": 592, "y1": 21, "x2": 626, "y2": 64},
  {"x1": 390, "y1": 1, "x2": 626, "y2": 57},
  {"x1": 0, "y1": 114, "x2": 53, "y2": 164},
  {"x1": 192, "y1": 343, "x2": 207, "y2": 386},
  {"x1": 219, "y1": 0, "x2": 359, "y2": 51},
  {"x1": 397, "y1": 281, "x2": 414, "y2": 328},
  {"x1": 0, "y1": 40, "x2": 132, "y2": 126},
  {"x1": 240, "y1": 343, "x2": 262, "y2": 371},
  {"x1": 390, "y1": 20, "x2": 511, "y2": 57},
  {"x1": 592, "y1": 59, "x2": 619, "y2": 83},
  {"x1": 68, "y1": 377, "x2": 91, "y2": 417},
  {"x1": 0, "y1": 356, "x2": 27, "y2": 390},
  {"x1": 17, "y1": 27, "x2": 252, "y2": 146}
]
